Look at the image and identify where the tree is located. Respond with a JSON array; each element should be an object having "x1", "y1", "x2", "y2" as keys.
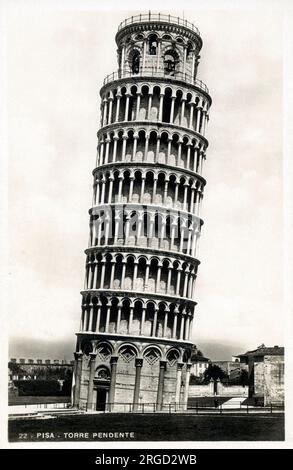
[
  {"x1": 190, "y1": 345, "x2": 204, "y2": 360},
  {"x1": 8, "y1": 362, "x2": 24, "y2": 376},
  {"x1": 203, "y1": 364, "x2": 228, "y2": 383},
  {"x1": 239, "y1": 369, "x2": 249, "y2": 386}
]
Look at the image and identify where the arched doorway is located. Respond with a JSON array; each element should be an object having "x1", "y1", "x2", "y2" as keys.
[{"x1": 94, "y1": 366, "x2": 111, "y2": 411}]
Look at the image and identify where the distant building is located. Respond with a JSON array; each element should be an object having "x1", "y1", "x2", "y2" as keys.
[
  {"x1": 190, "y1": 356, "x2": 210, "y2": 377},
  {"x1": 212, "y1": 360, "x2": 247, "y2": 378},
  {"x1": 8, "y1": 358, "x2": 73, "y2": 381},
  {"x1": 235, "y1": 345, "x2": 284, "y2": 405}
]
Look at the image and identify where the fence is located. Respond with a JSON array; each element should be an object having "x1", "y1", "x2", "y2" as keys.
[
  {"x1": 9, "y1": 401, "x2": 71, "y2": 415},
  {"x1": 117, "y1": 13, "x2": 200, "y2": 36},
  {"x1": 82, "y1": 401, "x2": 284, "y2": 414},
  {"x1": 102, "y1": 68, "x2": 209, "y2": 94}
]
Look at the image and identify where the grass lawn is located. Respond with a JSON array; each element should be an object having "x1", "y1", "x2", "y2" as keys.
[{"x1": 8, "y1": 412, "x2": 284, "y2": 442}]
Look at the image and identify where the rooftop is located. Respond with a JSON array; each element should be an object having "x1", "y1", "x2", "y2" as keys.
[{"x1": 237, "y1": 345, "x2": 284, "y2": 358}]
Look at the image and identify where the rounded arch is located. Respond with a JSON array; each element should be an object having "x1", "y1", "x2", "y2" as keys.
[
  {"x1": 166, "y1": 348, "x2": 180, "y2": 366},
  {"x1": 95, "y1": 341, "x2": 113, "y2": 361},
  {"x1": 143, "y1": 345, "x2": 162, "y2": 366},
  {"x1": 118, "y1": 343, "x2": 138, "y2": 363},
  {"x1": 164, "y1": 48, "x2": 180, "y2": 75}
]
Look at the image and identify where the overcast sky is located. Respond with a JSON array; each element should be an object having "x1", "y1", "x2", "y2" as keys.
[{"x1": 4, "y1": 1, "x2": 284, "y2": 360}]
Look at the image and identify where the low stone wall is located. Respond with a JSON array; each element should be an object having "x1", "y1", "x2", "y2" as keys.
[
  {"x1": 188, "y1": 383, "x2": 213, "y2": 397},
  {"x1": 217, "y1": 383, "x2": 248, "y2": 397},
  {"x1": 189, "y1": 382, "x2": 248, "y2": 397}
]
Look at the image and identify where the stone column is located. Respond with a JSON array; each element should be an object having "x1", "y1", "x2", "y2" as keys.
[
  {"x1": 140, "y1": 176, "x2": 146, "y2": 203},
  {"x1": 118, "y1": 176, "x2": 123, "y2": 202},
  {"x1": 196, "y1": 107, "x2": 201, "y2": 133},
  {"x1": 108, "y1": 177, "x2": 114, "y2": 204},
  {"x1": 108, "y1": 98, "x2": 113, "y2": 125},
  {"x1": 183, "y1": 270, "x2": 189, "y2": 298},
  {"x1": 167, "y1": 266, "x2": 172, "y2": 294},
  {"x1": 104, "y1": 139, "x2": 110, "y2": 164},
  {"x1": 100, "y1": 261, "x2": 106, "y2": 289},
  {"x1": 95, "y1": 180, "x2": 100, "y2": 205},
  {"x1": 100, "y1": 177, "x2": 106, "y2": 203},
  {"x1": 158, "y1": 94, "x2": 164, "y2": 121},
  {"x1": 184, "y1": 315, "x2": 190, "y2": 340},
  {"x1": 191, "y1": 55, "x2": 195, "y2": 81},
  {"x1": 124, "y1": 94, "x2": 130, "y2": 121},
  {"x1": 163, "y1": 310, "x2": 168, "y2": 337},
  {"x1": 179, "y1": 313, "x2": 185, "y2": 340},
  {"x1": 174, "y1": 181, "x2": 179, "y2": 207},
  {"x1": 121, "y1": 45, "x2": 126, "y2": 72},
  {"x1": 133, "y1": 260, "x2": 138, "y2": 289},
  {"x1": 96, "y1": 304, "x2": 101, "y2": 332},
  {"x1": 99, "y1": 142, "x2": 104, "y2": 165},
  {"x1": 140, "y1": 307, "x2": 146, "y2": 335},
  {"x1": 186, "y1": 144, "x2": 191, "y2": 169},
  {"x1": 152, "y1": 176, "x2": 157, "y2": 203},
  {"x1": 176, "y1": 268, "x2": 182, "y2": 296},
  {"x1": 175, "y1": 362, "x2": 184, "y2": 407},
  {"x1": 152, "y1": 307, "x2": 158, "y2": 337},
  {"x1": 173, "y1": 310, "x2": 178, "y2": 338},
  {"x1": 190, "y1": 187, "x2": 195, "y2": 213},
  {"x1": 189, "y1": 316, "x2": 194, "y2": 339},
  {"x1": 170, "y1": 222, "x2": 176, "y2": 249},
  {"x1": 112, "y1": 136, "x2": 118, "y2": 162},
  {"x1": 189, "y1": 103, "x2": 194, "y2": 129},
  {"x1": 163, "y1": 179, "x2": 169, "y2": 204},
  {"x1": 133, "y1": 358, "x2": 143, "y2": 411},
  {"x1": 156, "y1": 264, "x2": 162, "y2": 292},
  {"x1": 73, "y1": 352, "x2": 83, "y2": 408},
  {"x1": 129, "y1": 176, "x2": 134, "y2": 201},
  {"x1": 156, "y1": 40, "x2": 161, "y2": 71},
  {"x1": 87, "y1": 262, "x2": 93, "y2": 289},
  {"x1": 147, "y1": 93, "x2": 153, "y2": 120},
  {"x1": 156, "y1": 360, "x2": 167, "y2": 411},
  {"x1": 88, "y1": 303, "x2": 94, "y2": 331},
  {"x1": 115, "y1": 95, "x2": 121, "y2": 122},
  {"x1": 170, "y1": 96, "x2": 176, "y2": 123},
  {"x1": 122, "y1": 135, "x2": 127, "y2": 160},
  {"x1": 144, "y1": 261, "x2": 150, "y2": 291},
  {"x1": 108, "y1": 356, "x2": 119, "y2": 412},
  {"x1": 128, "y1": 306, "x2": 133, "y2": 334},
  {"x1": 183, "y1": 362, "x2": 192, "y2": 410},
  {"x1": 144, "y1": 135, "x2": 149, "y2": 161},
  {"x1": 116, "y1": 304, "x2": 122, "y2": 332},
  {"x1": 167, "y1": 137, "x2": 172, "y2": 161},
  {"x1": 91, "y1": 258, "x2": 98, "y2": 289},
  {"x1": 177, "y1": 141, "x2": 182, "y2": 166},
  {"x1": 142, "y1": 39, "x2": 147, "y2": 68},
  {"x1": 187, "y1": 229, "x2": 192, "y2": 255},
  {"x1": 132, "y1": 135, "x2": 138, "y2": 160},
  {"x1": 121, "y1": 260, "x2": 126, "y2": 289},
  {"x1": 136, "y1": 93, "x2": 141, "y2": 119},
  {"x1": 180, "y1": 99, "x2": 186, "y2": 126},
  {"x1": 102, "y1": 99, "x2": 108, "y2": 126},
  {"x1": 105, "y1": 305, "x2": 111, "y2": 332},
  {"x1": 155, "y1": 137, "x2": 161, "y2": 162},
  {"x1": 183, "y1": 183, "x2": 188, "y2": 211},
  {"x1": 86, "y1": 352, "x2": 97, "y2": 411}
]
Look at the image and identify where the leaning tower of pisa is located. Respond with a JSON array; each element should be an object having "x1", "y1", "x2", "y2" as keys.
[{"x1": 72, "y1": 13, "x2": 211, "y2": 412}]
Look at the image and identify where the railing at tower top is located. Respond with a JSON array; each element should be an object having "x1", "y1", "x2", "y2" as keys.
[
  {"x1": 117, "y1": 13, "x2": 200, "y2": 36},
  {"x1": 103, "y1": 68, "x2": 209, "y2": 94}
]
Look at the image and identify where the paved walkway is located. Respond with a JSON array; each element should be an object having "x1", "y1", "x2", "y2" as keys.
[{"x1": 220, "y1": 397, "x2": 249, "y2": 409}]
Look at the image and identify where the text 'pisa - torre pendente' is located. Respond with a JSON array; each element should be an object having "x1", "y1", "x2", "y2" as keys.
[{"x1": 72, "y1": 12, "x2": 212, "y2": 412}]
